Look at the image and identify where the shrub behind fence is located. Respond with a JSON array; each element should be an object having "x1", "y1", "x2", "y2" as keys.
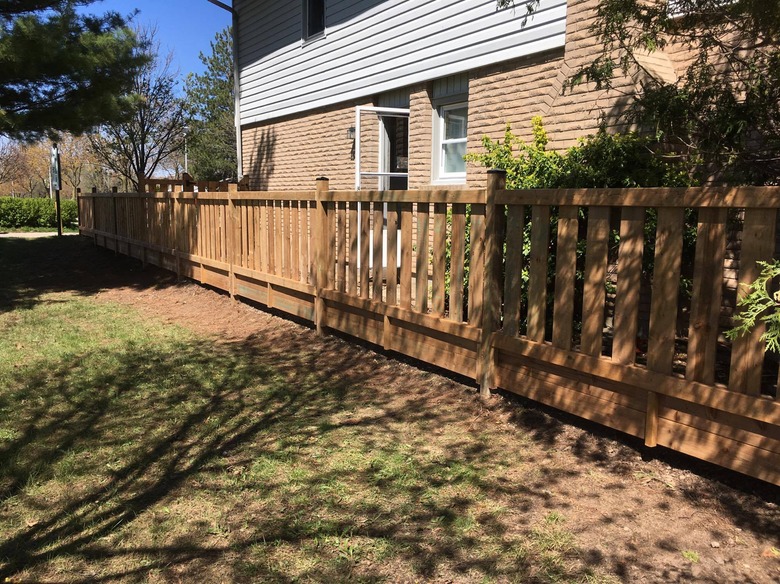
[{"x1": 0, "y1": 197, "x2": 78, "y2": 229}]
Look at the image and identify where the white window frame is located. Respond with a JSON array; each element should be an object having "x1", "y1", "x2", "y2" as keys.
[
  {"x1": 302, "y1": 0, "x2": 326, "y2": 43},
  {"x1": 433, "y1": 101, "x2": 468, "y2": 184}
]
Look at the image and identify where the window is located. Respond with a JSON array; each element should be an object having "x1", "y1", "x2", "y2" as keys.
[
  {"x1": 435, "y1": 103, "x2": 468, "y2": 182},
  {"x1": 304, "y1": 0, "x2": 325, "y2": 40}
]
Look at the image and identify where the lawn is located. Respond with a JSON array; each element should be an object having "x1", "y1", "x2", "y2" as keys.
[{"x1": 0, "y1": 236, "x2": 777, "y2": 583}]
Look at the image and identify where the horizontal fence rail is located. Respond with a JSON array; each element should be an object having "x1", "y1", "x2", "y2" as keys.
[{"x1": 78, "y1": 174, "x2": 780, "y2": 486}]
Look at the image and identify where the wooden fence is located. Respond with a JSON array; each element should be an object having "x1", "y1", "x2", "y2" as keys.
[{"x1": 78, "y1": 173, "x2": 780, "y2": 485}]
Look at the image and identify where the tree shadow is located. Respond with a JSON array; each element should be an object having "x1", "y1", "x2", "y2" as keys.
[
  {"x1": 2, "y1": 237, "x2": 778, "y2": 582},
  {"x1": 0, "y1": 236, "x2": 179, "y2": 313},
  {"x1": 243, "y1": 126, "x2": 277, "y2": 190},
  {"x1": 0, "y1": 321, "x2": 580, "y2": 582}
]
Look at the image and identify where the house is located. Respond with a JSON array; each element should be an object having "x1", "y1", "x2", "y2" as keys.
[{"x1": 232, "y1": 0, "x2": 683, "y2": 190}]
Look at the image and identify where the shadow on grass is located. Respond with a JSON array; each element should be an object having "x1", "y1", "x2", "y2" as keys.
[
  {"x1": 0, "y1": 319, "x2": 585, "y2": 582},
  {"x1": 1, "y1": 236, "x2": 777, "y2": 582},
  {"x1": 0, "y1": 236, "x2": 179, "y2": 313}
]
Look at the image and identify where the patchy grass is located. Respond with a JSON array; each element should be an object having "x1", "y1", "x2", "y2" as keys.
[
  {"x1": 0, "y1": 226, "x2": 79, "y2": 233},
  {"x1": 1, "y1": 236, "x2": 778, "y2": 583},
  {"x1": 0, "y1": 277, "x2": 617, "y2": 582}
]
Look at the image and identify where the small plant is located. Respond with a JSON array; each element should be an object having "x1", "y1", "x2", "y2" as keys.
[
  {"x1": 544, "y1": 511, "x2": 564, "y2": 524},
  {"x1": 726, "y1": 260, "x2": 780, "y2": 353},
  {"x1": 681, "y1": 550, "x2": 700, "y2": 563}
]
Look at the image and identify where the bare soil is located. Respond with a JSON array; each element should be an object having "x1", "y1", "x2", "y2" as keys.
[{"x1": 5, "y1": 235, "x2": 780, "y2": 583}]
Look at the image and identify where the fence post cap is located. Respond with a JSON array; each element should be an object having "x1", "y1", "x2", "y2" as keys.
[
  {"x1": 487, "y1": 168, "x2": 507, "y2": 175},
  {"x1": 315, "y1": 176, "x2": 329, "y2": 181}
]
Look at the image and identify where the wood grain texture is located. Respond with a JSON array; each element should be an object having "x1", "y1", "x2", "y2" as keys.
[
  {"x1": 552, "y1": 206, "x2": 578, "y2": 350},
  {"x1": 400, "y1": 202, "x2": 413, "y2": 309},
  {"x1": 581, "y1": 206, "x2": 609, "y2": 357},
  {"x1": 612, "y1": 207, "x2": 645, "y2": 365},
  {"x1": 468, "y1": 204, "x2": 486, "y2": 326},
  {"x1": 502, "y1": 205, "x2": 524, "y2": 337},
  {"x1": 526, "y1": 205, "x2": 550, "y2": 343},
  {"x1": 432, "y1": 203, "x2": 447, "y2": 317},
  {"x1": 348, "y1": 202, "x2": 358, "y2": 294},
  {"x1": 729, "y1": 209, "x2": 777, "y2": 395},
  {"x1": 373, "y1": 203, "x2": 384, "y2": 302},
  {"x1": 386, "y1": 203, "x2": 399, "y2": 306},
  {"x1": 415, "y1": 202, "x2": 430, "y2": 313},
  {"x1": 450, "y1": 203, "x2": 466, "y2": 323},
  {"x1": 686, "y1": 208, "x2": 727, "y2": 384}
]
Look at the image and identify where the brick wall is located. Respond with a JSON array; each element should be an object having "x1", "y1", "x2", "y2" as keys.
[
  {"x1": 464, "y1": 0, "x2": 649, "y2": 186},
  {"x1": 408, "y1": 84, "x2": 433, "y2": 189}
]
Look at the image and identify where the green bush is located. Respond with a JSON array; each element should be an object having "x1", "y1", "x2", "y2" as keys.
[
  {"x1": 61, "y1": 200, "x2": 78, "y2": 226},
  {"x1": 465, "y1": 116, "x2": 692, "y2": 189},
  {"x1": 0, "y1": 197, "x2": 78, "y2": 229}
]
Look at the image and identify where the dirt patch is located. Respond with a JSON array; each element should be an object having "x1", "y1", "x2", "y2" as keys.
[{"x1": 5, "y1": 236, "x2": 780, "y2": 583}]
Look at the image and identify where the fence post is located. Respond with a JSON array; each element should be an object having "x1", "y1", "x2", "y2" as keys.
[
  {"x1": 315, "y1": 177, "x2": 330, "y2": 335},
  {"x1": 171, "y1": 186, "x2": 181, "y2": 280},
  {"x1": 88, "y1": 187, "x2": 97, "y2": 244},
  {"x1": 228, "y1": 183, "x2": 239, "y2": 300},
  {"x1": 111, "y1": 186, "x2": 119, "y2": 255},
  {"x1": 477, "y1": 169, "x2": 507, "y2": 399}
]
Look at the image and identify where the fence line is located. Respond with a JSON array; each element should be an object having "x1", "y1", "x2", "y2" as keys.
[{"x1": 78, "y1": 173, "x2": 780, "y2": 486}]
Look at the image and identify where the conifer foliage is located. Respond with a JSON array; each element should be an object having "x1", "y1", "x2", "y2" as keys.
[
  {"x1": 0, "y1": 0, "x2": 147, "y2": 140},
  {"x1": 183, "y1": 27, "x2": 237, "y2": 181}
]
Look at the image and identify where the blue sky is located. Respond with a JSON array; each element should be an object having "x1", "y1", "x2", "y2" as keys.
[{"x1": 89, "y1": 1, "x2": 233, "y2": 78}]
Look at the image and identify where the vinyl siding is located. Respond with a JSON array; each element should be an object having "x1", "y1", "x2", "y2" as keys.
[{"x1": 235, "y1": 0, "x2": 567, "y2": 125}]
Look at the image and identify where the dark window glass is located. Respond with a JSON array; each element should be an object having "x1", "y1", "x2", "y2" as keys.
[{"x1": 307, "y1": 0, "x2": 325, "y2": 38}]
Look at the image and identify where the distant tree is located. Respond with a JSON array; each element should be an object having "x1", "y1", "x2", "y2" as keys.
[
  {"x1": 572, "y1": 0, "x2": 780, "y2": 184},
  {"x1": 58, "y1": 134, "x2": 96, "y2": 198},
  {"x1": 0, "y1": 141, "x2": 24, "y2": 189},
  {"x1": 183, "y1": 27, "x2": 237, "y2": 181},
  {"x1": 89, "y1": 27, "x2": 186, "y2": 191},
  {"x1": 0, "y1": 1, "x2": 147, "y2": 140},
  {"x1": 16, "y1": 141, "x2": 50, "y2": 196}
]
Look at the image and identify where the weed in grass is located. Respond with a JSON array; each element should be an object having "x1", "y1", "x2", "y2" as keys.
[
  {"x1": 682, "y1": 550, "x2": 700, "y2": 563},
  {"x1": 0, "y1": 428, "x2": 20, "y2": 442},
  {"x1": 545, "y1": 511, "x2": 565, "y2": 524},
  {"x1": 532, "y1": 518, "x2": 575, "y2": 553}
]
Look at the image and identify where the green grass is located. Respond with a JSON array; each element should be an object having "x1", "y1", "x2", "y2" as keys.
[
  {"x1": 0, "y1": 225, "x2": 79, "y2": 233},
  {"x1": 0, "y1": 238, "x2": 620, "y2": 583}
]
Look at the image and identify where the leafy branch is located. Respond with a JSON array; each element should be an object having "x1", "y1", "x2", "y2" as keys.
[{"x1": 726, "y1": 260, "x2": 780, "y2": 353}]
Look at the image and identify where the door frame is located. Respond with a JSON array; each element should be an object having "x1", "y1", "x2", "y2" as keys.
[{"x1": 354, "y1": 105, "x2": 410, "y2": 190}]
